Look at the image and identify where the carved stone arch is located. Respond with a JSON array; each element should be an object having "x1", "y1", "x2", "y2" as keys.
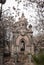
[
  {"x1": 16, "y1": 35, "x2": 30, "y2": 46},
  {"x1": 19, "y1": 38, "x2": 25, "y2": 51}
]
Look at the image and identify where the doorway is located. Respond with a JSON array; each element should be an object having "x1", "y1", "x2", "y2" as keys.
[{"x1": 20, "y1": 39, "x2": 25, "y2": 52}]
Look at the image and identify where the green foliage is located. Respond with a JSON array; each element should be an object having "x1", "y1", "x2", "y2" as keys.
[{"x1": 33, "y1": 53, "x2": 44, "y2": 65}]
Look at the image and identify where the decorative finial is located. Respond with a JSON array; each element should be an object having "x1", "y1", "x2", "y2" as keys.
[
  {"x1": 22, "y1": 13, "x2": 25, "y2": 18},
  {"x1": 29, "y1": 24, "x2": 32, "y2": 28}
]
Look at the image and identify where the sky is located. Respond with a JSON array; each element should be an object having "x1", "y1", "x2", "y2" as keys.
[
  {"x1": 3, "y1": 0, "x2": 38, "y2": 22},
  {"x1": 2, "y1": 0, "x2": 39, "y2": 35}
]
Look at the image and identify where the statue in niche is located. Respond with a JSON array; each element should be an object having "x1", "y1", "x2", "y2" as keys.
[{"x1": 20, "y1": 40, "x2": 25, "y2": 51}]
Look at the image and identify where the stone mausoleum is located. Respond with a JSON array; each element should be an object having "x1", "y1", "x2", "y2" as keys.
[{"x1": 0, "y1": 13, "x2": 35, "y2": 65}]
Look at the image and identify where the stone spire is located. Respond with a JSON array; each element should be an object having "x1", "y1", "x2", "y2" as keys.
[
  {"x1": 18, "y1": 13, "x2": 28, "y2": 27},
  {"x1": 18, "y1": 13, "x2": 27, "y2": 23},
  {"x1": 21, "y1": 13, "x2": 25, "y2": 18}
]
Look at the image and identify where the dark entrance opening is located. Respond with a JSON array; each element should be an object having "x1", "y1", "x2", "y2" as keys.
[{"x1": 20, "y1": 40, "x2": 25, "y2": 51}]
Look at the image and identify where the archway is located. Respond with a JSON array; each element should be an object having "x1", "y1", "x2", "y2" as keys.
[{"x1": 20, "y1": 39, "x2": 25, "y2": 51}]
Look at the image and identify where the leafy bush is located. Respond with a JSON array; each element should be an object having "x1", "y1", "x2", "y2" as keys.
[{"x1": 32, "y1": 53, "x2": 44, "y2": 65}]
